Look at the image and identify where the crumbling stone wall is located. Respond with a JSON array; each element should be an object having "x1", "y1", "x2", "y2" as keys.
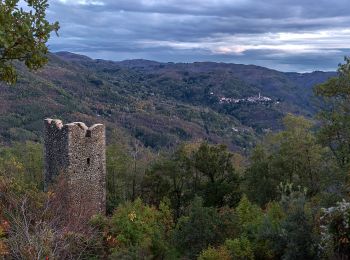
[{"x1": 44, "y1": 119, "x2": 106, "y2": 218}]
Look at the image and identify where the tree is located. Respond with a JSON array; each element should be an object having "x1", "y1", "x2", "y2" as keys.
[
  {"x1": 193, "y1": 143, "x2": 241, "y2": 207},
  {"x1": 0, "y1": 141, "x2": 43, "y2": 188},
  {"x1": 255, "y1": 184, "x2": 319, "y2": 260},
  {"x1": 142, "y1": 142, "x2": 241, "y2": 221},
  {"x1": 244, "y1": 114, "x2": 333, "y2": 205},
  {"x1": 106, "y1": 198, "x2": 175, "y2": 259},
  {"x1": 244, "y1": 145, "x2": 277, "y2": 206},
  {"x1": 106, "y1": 130, "x2": 155, "y2": 213},
  {"x1": 277, "y1": 185, "x2": 319, "y2": 260},
  {"x1": 0, "y1": 0, "x2": 59, "y2": 84},
  {"x1": 314, "y1": 57, "x2": 350, "y2": 171},
  {"x1": 173, "y1": 197, "x2": 223, "y2": 259},
  {"x1": 142, "y1": 146, "x2": 192, "y2": 220},
  {"x1": 235, "y1": 195, "x2": 263, "y2": 235},
  {"x1": 106, "y1": 142, "x2": 132, "y2": 212},
  {"x1": 269, "y1": 115, "x2": 330, "y2": 196}
]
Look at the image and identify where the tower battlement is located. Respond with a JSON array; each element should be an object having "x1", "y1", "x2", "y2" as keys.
[
  {"x1": 44, "y1": 119, "x2": 104, "y2": 136},
  {"x1": 44, "y1": 118, "x2": 106, "y2": 218}
]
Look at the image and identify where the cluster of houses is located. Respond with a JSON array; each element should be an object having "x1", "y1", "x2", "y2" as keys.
[{"x1": 213, "y1": 92, "x2": 273, "y2": 104}]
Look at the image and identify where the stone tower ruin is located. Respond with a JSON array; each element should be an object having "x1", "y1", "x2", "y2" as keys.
[{"x1": 44, "y1": 119, "x2": 106, "y2": 218}]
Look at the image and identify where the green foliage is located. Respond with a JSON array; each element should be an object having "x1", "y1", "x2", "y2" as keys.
[
  {"x1": 198, "y1": 246, "x2": 231, "y2": 260},
  {"x1": 143, "y1": 142, "x2": 241, "y2": 221},
  {"x1": 314, "y1": 57, "x2": 350, "y2": 172},
  {"x1": 233, "y1": 195, "x2": 273, "y2": 259},
  {"x1": 244, "y1": 114, "x2": 335, "y2": 206},
  {"x1": 0, "y1": 141, "x2": 43, "y2": 188},
  {"x1": 225, "y1": 237, "x2": 254, "y2": 260},
  {"x1": 143, "y1": 149, "x2": 191, "y2": 220},
  {"x1": 244, "y1": 145, "x2": 277, "y2": 206},
  {"x1": 0, "y1": 0, "x2": 59, "y2": 83},
  {"x1": 108, "y1": 198, "x2": 174, "y2": 259},
  {"x1": 256, "y1": 186, "x2": 319, "y2": 259},
  {"x1": 279, "y1": 187, "x2": 319, "y2": 259},
  {"x1": 256, "y1": 202, "x2": 285, "y2": 259},
  {"x1": 193, "y1": 143, "x2": 241, "y2": 207},
  {"x1": 173, "y1": 197, "x2": 223, "y2": 259},
  {"x1": 106, "y1": 141, "x2": 132, "y2": 211},
  {"x1": 235, "y1": 195, "x2": 263, "y2": 235},
  {"x1": 106, "y1": 131, "x2": 155, "y2": 213}
]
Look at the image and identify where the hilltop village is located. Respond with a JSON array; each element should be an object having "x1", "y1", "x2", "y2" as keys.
[{"x1": 214, "y1": 92, "x2": 275, "y2": 104}]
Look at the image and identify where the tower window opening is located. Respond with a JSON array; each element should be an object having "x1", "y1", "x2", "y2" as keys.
[{"x1": 87, "y1": 158, "x2": 91, "y2": 165}]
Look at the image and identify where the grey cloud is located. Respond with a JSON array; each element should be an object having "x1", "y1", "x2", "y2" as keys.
[
  {"x1": 46, "y1": 0, "x2": 350, "y2": 72},
  {"x1": 53, "y1": 0, "x2": 350, "y2": 19}
]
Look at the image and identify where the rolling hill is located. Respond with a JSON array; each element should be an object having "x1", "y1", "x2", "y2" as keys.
[{"x1": 0, "y1": 52, "x2": 336, "y2": 151}]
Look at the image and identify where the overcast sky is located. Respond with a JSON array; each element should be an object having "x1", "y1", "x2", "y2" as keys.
[{"x1": 45, "y1": 0, "x2": 350, "y2": 72}]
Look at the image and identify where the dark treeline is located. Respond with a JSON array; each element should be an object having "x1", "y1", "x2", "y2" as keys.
[{"x1": 1, "y1": 58, "x2": 350, "y2": 259}]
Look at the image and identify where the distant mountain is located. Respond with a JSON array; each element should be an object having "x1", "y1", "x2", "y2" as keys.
[{"x1": 0, "y1": 52, "x2": 336, "y2": 151}]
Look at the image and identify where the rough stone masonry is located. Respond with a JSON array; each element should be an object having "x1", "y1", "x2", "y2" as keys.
[{"x1": 44, "y1": 119, "x2": 106, "y2": 219}]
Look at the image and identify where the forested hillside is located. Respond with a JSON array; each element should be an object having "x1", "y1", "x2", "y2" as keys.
[
  {"x1": 0, "y1": 52, "x2": 334, "y2": 151},
  {"x1": 2, "y1": 52, "x2": 349, "y2": 260}
]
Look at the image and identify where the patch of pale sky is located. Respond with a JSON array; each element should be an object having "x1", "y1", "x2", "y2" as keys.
[
  {"x1": 141, "y1": 28, "x2": 350, "y2": 56},
  {"x1": 57, "y1": 0, "x2": 104, "y2": 6}
]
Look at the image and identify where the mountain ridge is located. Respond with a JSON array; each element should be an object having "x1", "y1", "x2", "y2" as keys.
[
  {"x1": 0, "y1": 52, "x2": 336, "y2": 151},
  {"x1": 55, "y1": 51, "x2": 335, "y2": 74}
]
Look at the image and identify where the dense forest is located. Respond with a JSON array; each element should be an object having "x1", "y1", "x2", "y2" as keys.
[{"x1": 0, "y1": 57, "x2": 349, "y2": 259}]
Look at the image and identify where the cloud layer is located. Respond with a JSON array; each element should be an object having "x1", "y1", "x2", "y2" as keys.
[{"x1": 46, "y1": 0, "x2": 350, "y2": 71}]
